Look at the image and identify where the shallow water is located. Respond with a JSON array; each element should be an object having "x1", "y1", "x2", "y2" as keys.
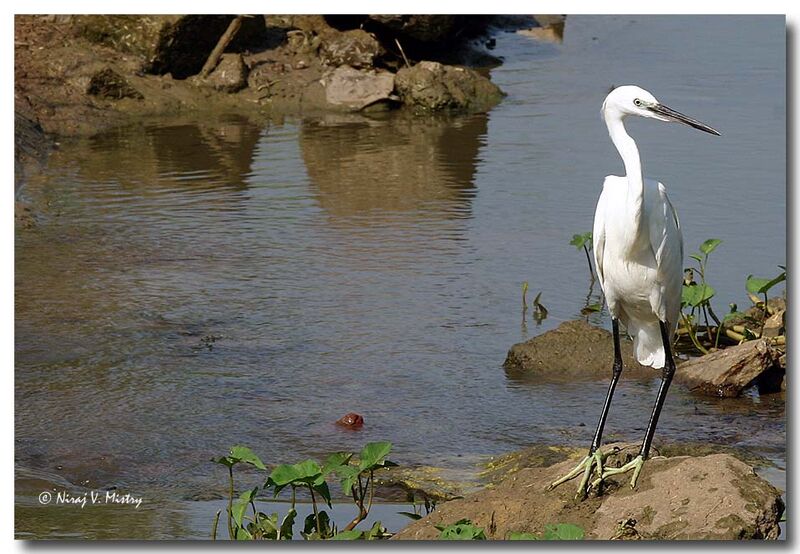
[{"x1": 15, "y1": 15, "x2": 785, "y2": 539}]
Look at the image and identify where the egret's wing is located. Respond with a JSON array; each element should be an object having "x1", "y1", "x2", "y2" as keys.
[
  {"x1": 648, "y1": 181, "x2": 684, "y2": 327},
  {"x1": 592, "y1": 180, "x2": 611, "y2": 286}
]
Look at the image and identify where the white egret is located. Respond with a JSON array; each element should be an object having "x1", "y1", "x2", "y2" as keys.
[{"x1": 549, "y1": 85, "x2": 720, "y2": 498}]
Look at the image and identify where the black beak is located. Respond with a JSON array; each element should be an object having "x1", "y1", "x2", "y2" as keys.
[{"x1": 647, "y1": 103, "x2": 721, "y2": 136}]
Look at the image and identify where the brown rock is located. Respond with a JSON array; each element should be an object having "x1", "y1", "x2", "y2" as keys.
[
  {"x1": 675, "y1": 339, "x2": 781, "y2": 397},
  {"x1": 392, "y1": 448, "x2": 783, "y2": 540},
  {"x1": 503, "y1": 320, "x2": 651, "y2": 379},
  {"x1": 322, "y1": 66, "x2": 396, "y2": 111},
  {"x1": 762, "y1": 310, "x2": 785, "y2": 338},
  {"x1": 395, "y1": 61, "x2": 505, "y2": 113},
  {"x1": 319, "y1": 29, "x2": 383, "y2": 69},
  {"x1": 336, "y1": 412, "x2": 364, "y2": 427},
  {"x1": 590, "y1": 454, "x2": 783, "y2": 539},
  {"x1": 203, "y1": 54, "x2": 248, "y2": 93}
]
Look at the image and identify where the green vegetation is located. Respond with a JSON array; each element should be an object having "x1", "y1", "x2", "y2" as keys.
[
  {"x1": 211, "y1": 441, "x2": 395, "y2": 540},
  {"x1": 570, "y1": 232, "x2": 595, "y2": 281},
  {"x1": 435, "y1": 519, "x2": 584, "y2": 541},
  {"x1": 679, "y1": 239, "x2": 786, "y2": 353}
]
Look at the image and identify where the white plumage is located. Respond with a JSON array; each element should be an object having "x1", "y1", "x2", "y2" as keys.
[{"x1": 593, "y1": 175, "x2": 683, "y2": 368}]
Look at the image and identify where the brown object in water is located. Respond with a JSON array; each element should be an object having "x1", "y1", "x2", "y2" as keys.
[{"x1": 336, "y1": 413, "x2": 364, "y2": 428}]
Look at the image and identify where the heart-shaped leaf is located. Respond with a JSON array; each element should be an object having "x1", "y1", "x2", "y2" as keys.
[
  {"x1": 358, "y1": 441, "x2": 393, "y2": 471},
  {"x1": 229, "y1": 446, "x2": 266, "y2": 470},
  {"x1": 699, "y1": 238, "x2": 722, "y2": 255}
]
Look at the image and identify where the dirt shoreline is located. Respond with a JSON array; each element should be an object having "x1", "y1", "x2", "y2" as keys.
[{"x1": 14, "y1": 15, "x2": 537, "y2": 140}]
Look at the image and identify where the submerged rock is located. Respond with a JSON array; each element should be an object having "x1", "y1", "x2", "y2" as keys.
[
  {"x1": 395, "y1": 61, "x2": 505, "y2": 113},
  {"x1": 675, "y1": 339, "x2": 782, "y2": 397},
  {"x1": 392, "y1": 447, "x2": 783, "y2": 540},
  {"x1": 503, "y1": 320, "x2": 651, "y2": 379},
  {"x1": 375, "y1": 465, "x2": 467, "y2": 503},
  {"x1": 335, "y1": 412, "x2": 364, "y2": 428}
]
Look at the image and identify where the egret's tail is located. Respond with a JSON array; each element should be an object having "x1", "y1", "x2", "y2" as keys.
[{"x1": 628, "y1": 319, "x2": 665, "y2": 369}]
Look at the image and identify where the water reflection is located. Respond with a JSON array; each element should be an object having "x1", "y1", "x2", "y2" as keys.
[
  {"x1": 81, "y1": 115, "x2": 263, "y2": 190},
  {"x1": 299, "y1": 113, "x2": 486, "y2": 220}
]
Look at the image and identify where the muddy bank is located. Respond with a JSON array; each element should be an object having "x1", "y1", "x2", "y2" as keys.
[
  {"x1": 14, "y1": 14, "x2": 552, "y2": 141},
  {"x1": 392, "y1": 443, "x2": 784, "y2": 540}
]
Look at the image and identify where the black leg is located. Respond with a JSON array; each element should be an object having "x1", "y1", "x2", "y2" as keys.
[
  {"x1": 638, "y1": 320, "x2": 677, "y2": 459},
  {"x1": 589, "y1": 318, "x2": 624, "y2": 454}
]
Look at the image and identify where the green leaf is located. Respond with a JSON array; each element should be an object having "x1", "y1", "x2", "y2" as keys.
[
  {"x1": 234, "y1": 526, "x2": 253, "y2": 540},
  {"x1": 267, "y1": 459, "x2": 323, "y2": 495},
  {"x1": 337, "y1": 465, "x2": 361, "y2": 495},
  {"x1": 359, "y1": 441, "x2": 393, "y2": 470},
  {"x1": 331, "y1": 530, "x2": 364, "y2": 540},
  {"x1": 542, "y1": 523, "x2": 584, "y2": 540},
  {"x1": 313, "y1": 480, "x2": 332, "y2": 508},
  {"x1": 723, "y1": 311, "x2": 746, "y2": 322},
  {"x1": 746, "y1": 275, "x2": 771, "y2": 295},
  {"x1": 279, "y1": 508, "x2": 296, "y2": 540},
  {"x1": 682, "y1": 283, "x2": 715, "y2": 307},
  {"x1": 211, "y1": 455, "x2": 236, "y2": 468},
  {"x1": 365, "y1": 521, "x2": 387, "y2": 540},
  {"x1": 302, "y1": 511, "x2": 333, "y2": 539},
  {"x1": 257, "y1": 512, "x2": 279, "y2": 539},
  {"x1": 321, "y1": 452, "x2": 352, "y2": 476},
  {"x1": 699, "y1": 238, "x2": 722, "y2": 255},
  {"x1": 229, "y1": 446, "x2": 267, "y2": 470},
  {"x1": 746, "y1": 272, "x2": 786, "y2": 295},
  {"x1": 437, "y1": 519, "x2": 486, "y2": 540},
  {"x1": 231, "y1": 487, "x2": 257, "y2": 529},
  {"x1": 508, "y1": 531, "x2": 539, "y2": 540},
  {"x1": 580, "y1": 303, "x2": 602, "y2": 315},
  {"x1": 569, "y1": 232, "x2": 592, "y2": 250},
  {"x1": 689, "y1": 253, "x2": 703, "y2": 264}
]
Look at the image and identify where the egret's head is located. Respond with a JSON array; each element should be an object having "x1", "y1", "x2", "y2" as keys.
[{"x1": 602, "y1": 85, "x2": 720, "y2": 135}]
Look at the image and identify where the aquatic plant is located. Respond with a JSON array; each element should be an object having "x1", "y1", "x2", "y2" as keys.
[
  {"x1": 569, "y1": 231, "x2": 595, "y2": 281},
  {"x1": 680, "y1": 238, "x2": 722, "y2": 353},
  {"x1": 435, "y1": 519, "x2": 585, "y2": 541},
  {"x1": 746, "y1": 267, "x2": 786, "y2": 334},
  {"x1": 211, "y1": 441, "x2": 395, "y2": 540}
]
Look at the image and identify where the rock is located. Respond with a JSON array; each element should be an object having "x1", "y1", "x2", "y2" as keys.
[
  {"x1": 392, "y1": 448, "x2": 783, "y2": 540},
  {"x1": 503, "y1": 320, "x2": 651, "y2": 379},
  {"x1": 87, "y1": 68, "x2": 144, "y2": 100},
  {"x1": 203, "y1": 54, "x2": 248, "y2": 93},
  {"x1": 366, "y1": 15, "x2": 487, "y2": 44},
  {"x1": 762, "y1": 310, "x2": 785, "y2": 338},
  {"x1": 394, "y1": 61, "x2": 505, "y2": 113},
  {"x1": 676, "y1": 339, "x2": 782, "y2": 397},
  {"x1": 590, "y1": 454, "x2": 783, "y2": 540},
  {"x1": 319, "y1": 29, "x2": 383, "y2": 69},
  {"x1": 375, "y1": 465, "x2": 466, "y2": 503},
  {"x1": 335, "y1": 412, "x2": 364, "y2": 427},
  {"x1": 322, "y1": 66, "x2": 397, "y2": 111}
]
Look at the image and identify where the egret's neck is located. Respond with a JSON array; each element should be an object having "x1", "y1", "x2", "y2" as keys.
[{"x1": 605, "y1": 112, "x2": 644, "y2": 232}]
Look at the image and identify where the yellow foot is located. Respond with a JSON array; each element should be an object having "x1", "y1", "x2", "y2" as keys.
[
  {"x1": 591, "y1": 454, "x2": 645, "y2": 490},
  {"x1": 547, "y1": 448, "x2": 615, "y2": 499}
]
